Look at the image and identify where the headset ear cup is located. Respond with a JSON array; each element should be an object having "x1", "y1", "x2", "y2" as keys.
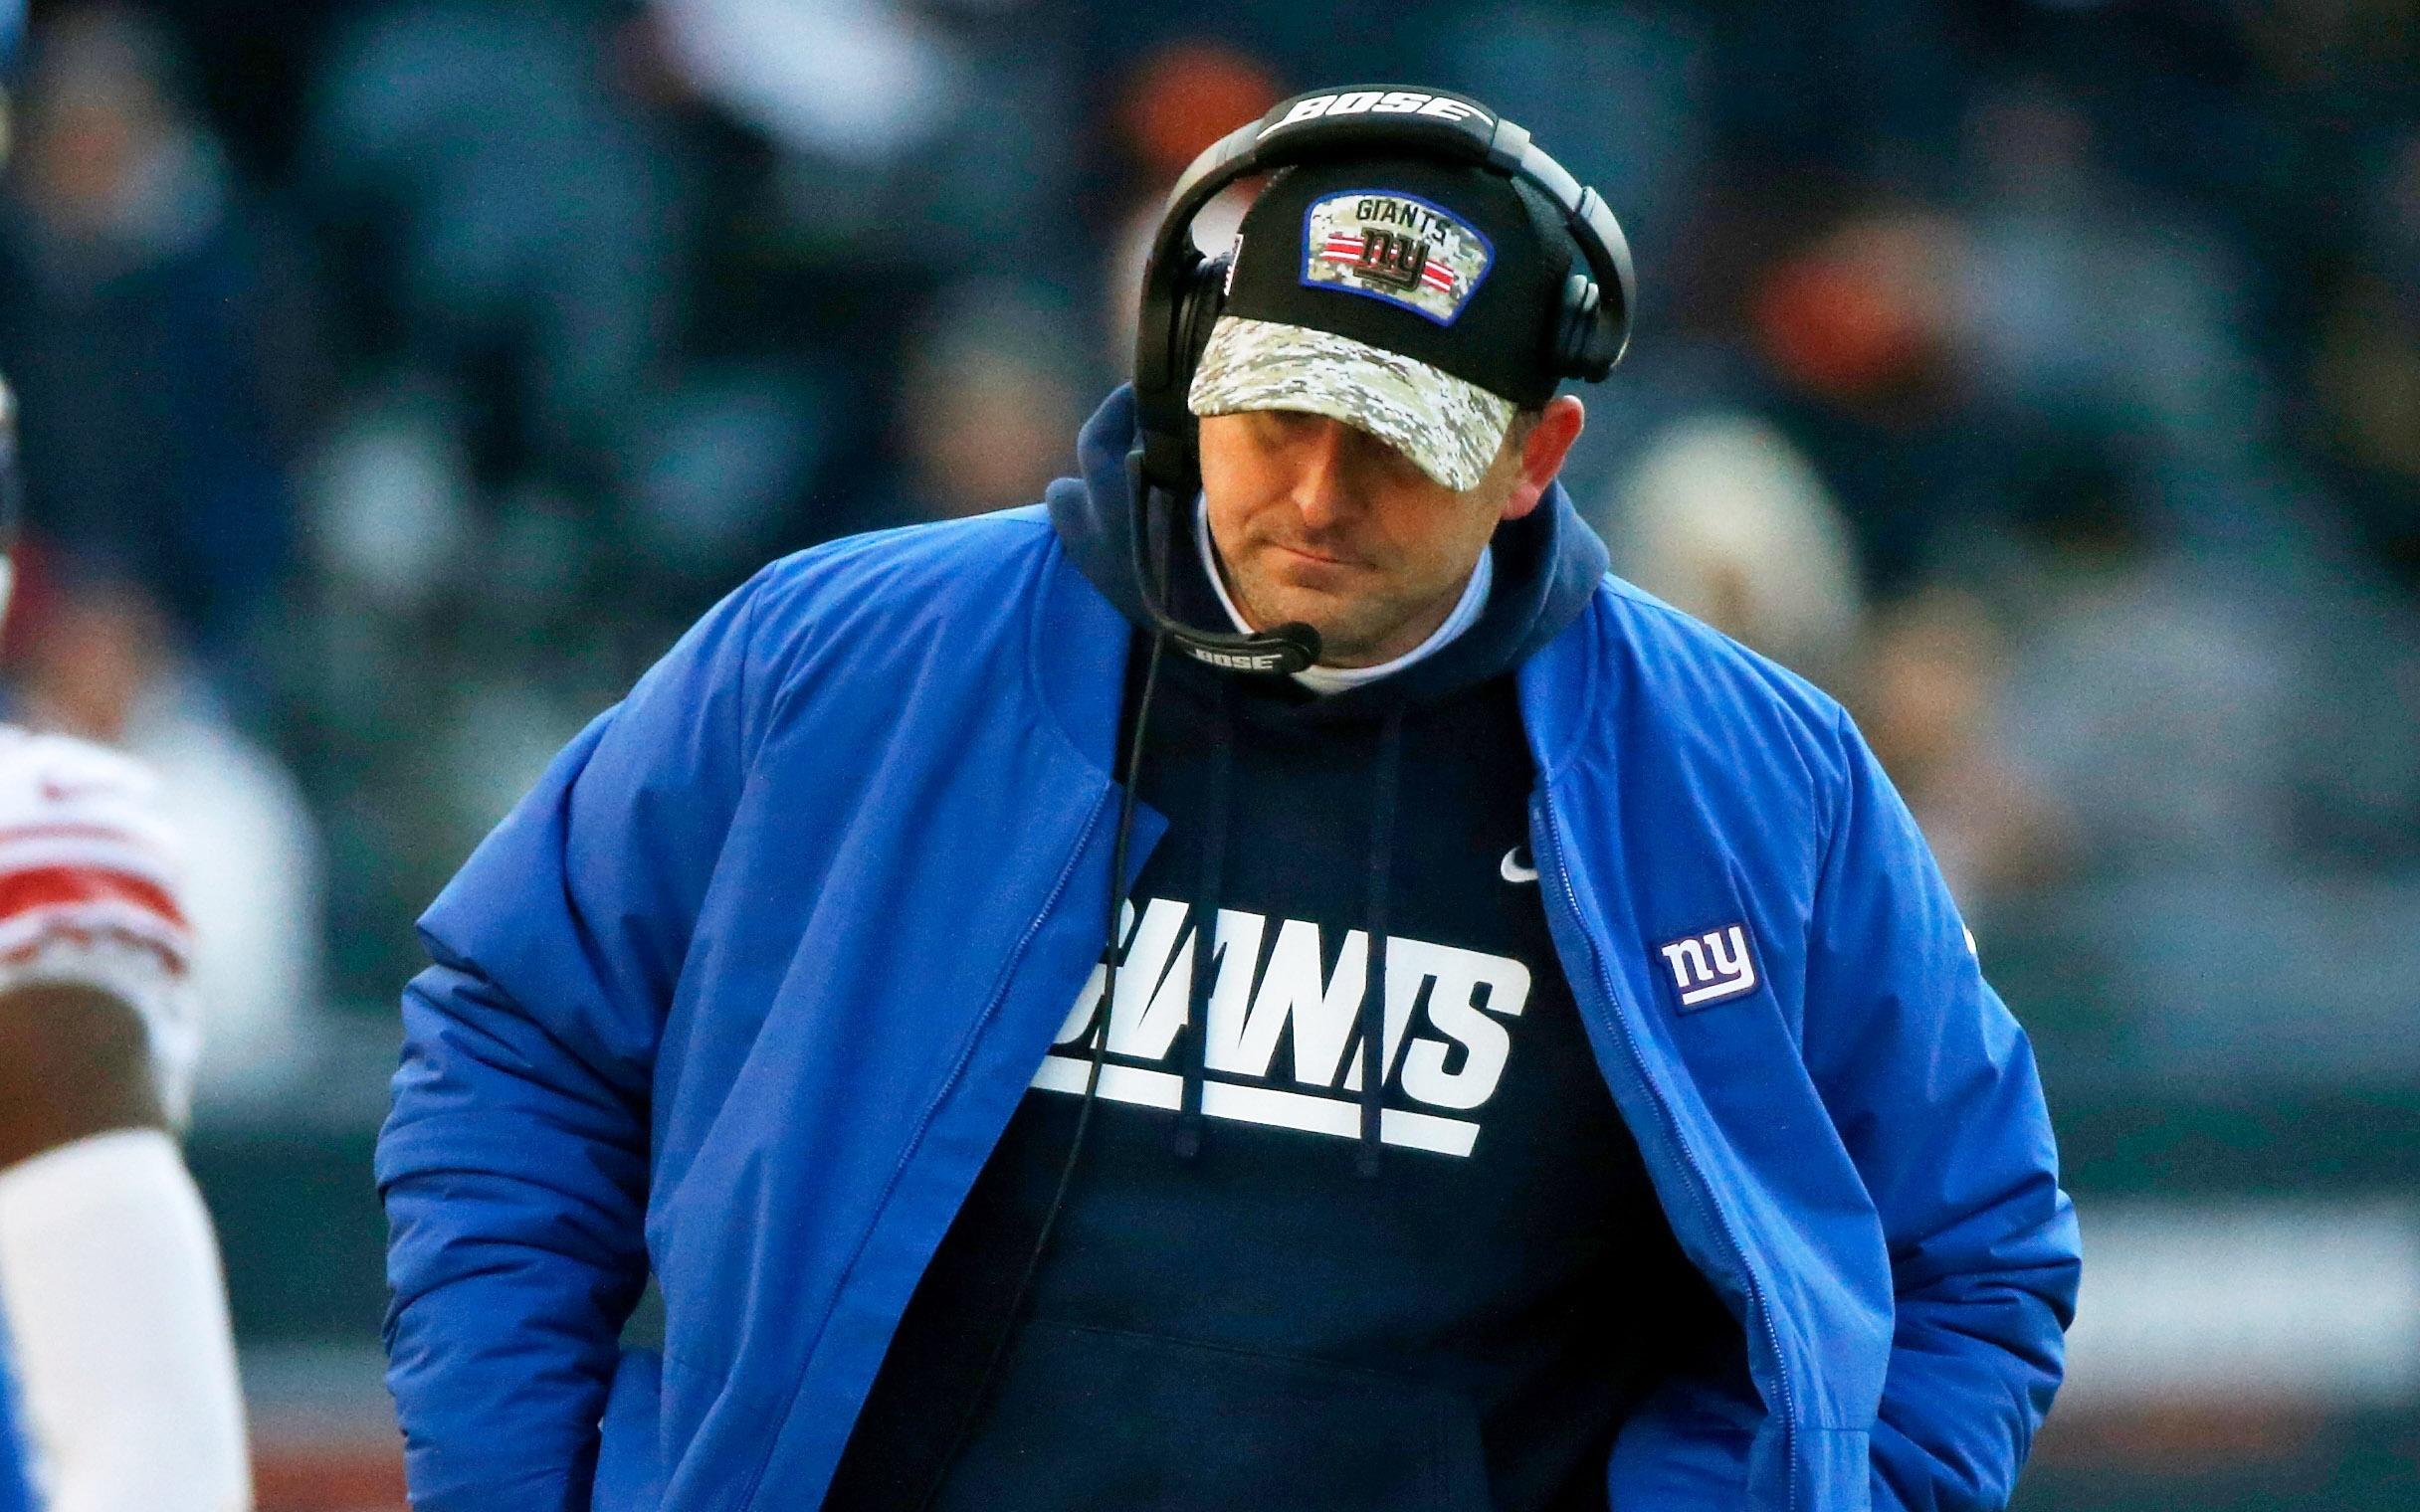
[
  {"x1": 1555, "y1": 272, "x2": 1610, "y2": 381},
  {"x1": 1178, "y1": 255, "x2": 1231, "y2": 383},
  {"x1": 1581, "y1": 289, "x2": 1626, "y2": 378}
]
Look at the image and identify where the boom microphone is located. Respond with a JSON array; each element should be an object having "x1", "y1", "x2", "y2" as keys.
[{"x1": 1124, "y1": 451, "x2": 1321, "y2": 676}]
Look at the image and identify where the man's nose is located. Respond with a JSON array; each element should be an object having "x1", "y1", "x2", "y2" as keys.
[{"x1": 1289, "y1": 418, "x2": 1358, "y2": 532}]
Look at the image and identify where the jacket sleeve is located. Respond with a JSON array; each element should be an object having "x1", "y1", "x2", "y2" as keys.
[
  {"x1": 377, "y1": 573, "x2": 770, "y2": 1512},
  {"x1": 1801, "y1": 706, "x2": 2083, "y2": 1512}
]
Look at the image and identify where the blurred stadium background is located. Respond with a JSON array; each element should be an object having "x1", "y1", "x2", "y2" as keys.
[{"x1": 2, "y1": 0, "x2": 2416, "y2": 1507}]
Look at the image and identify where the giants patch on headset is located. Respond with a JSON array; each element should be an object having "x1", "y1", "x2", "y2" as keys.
[{"x1": 1300, "y1": 190, "x2": 1494, "y2": 326}]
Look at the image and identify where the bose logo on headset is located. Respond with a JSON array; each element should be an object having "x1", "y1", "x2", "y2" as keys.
[
  {"x1": 1267, "y1": 91, "x2": 1494, "y2": 133},
  {"x1": 1191, "y1": 647, "x2": 1292, "y2": 673}
]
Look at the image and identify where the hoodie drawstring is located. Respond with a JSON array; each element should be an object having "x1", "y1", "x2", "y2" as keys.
[
  {"x1": 1355, "y1": 708, "x2": 1405, "y2": 1179},
  {"x1": 1173, "y1": 677, "x2": 1231, "y2": 1160}
]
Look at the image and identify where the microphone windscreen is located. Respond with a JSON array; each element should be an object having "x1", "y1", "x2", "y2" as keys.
[{"x1": 1270, "y1": 622, "x2": 1323, "y2": 670}]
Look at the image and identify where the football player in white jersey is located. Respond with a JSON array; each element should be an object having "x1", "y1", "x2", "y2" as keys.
[{"x1": 0, "y1": 367, "x2": 252, "y2": 1510}]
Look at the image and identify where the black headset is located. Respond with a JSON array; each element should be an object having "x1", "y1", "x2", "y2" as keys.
[{"x1": 1125, "y1": 84, "x2": 1637, "y2": 674}]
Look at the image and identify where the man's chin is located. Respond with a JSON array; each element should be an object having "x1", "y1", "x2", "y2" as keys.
[
  {"x1": 1245, "y1": 604, "x2": 1393, "y2": 665},
  {"x1": 1235, "y1": 582, "x2": 1344, "y2": 638},
  {"x1": 1231, "y1": 574, "x2": 1401, "y2": 661}
]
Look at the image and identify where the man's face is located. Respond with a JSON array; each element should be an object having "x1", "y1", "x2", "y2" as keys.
[{"x1": 1198, "y1": 403, "x2": 1577, "y2": 667}]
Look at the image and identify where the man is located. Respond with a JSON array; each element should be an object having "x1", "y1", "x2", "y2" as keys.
[
  {"x1": 381, "y1": 87, "x2": 2079, "y2": 1512},
  {"x1": 0, "y1": 373, "x2": 252, "y2": 1508}
]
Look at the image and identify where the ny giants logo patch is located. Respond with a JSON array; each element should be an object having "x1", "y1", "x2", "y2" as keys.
[
  {"x1": 1300, "y1": 190, "x2": 1494, "y2": 326},
  {"x1": 1657, "y1": 922, "x2": 1760, "y2": 1012}
]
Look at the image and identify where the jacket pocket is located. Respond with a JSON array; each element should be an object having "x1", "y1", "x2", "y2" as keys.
[{"x1": 929, "y1": 1320, "x2": 1492, "y2": 1512}]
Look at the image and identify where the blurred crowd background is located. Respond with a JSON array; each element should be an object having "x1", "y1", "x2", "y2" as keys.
[{"x1": 1, "y1": 0, "x2": 2415, "y2": 1508}]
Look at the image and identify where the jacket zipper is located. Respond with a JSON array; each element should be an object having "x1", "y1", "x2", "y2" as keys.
[
  {"x1": 735, "y1": 782, "x2": 1118, "y2": 1511},
  {"x1": 1537, "y1": 799, "x2": 1800, "y2": 1512}
]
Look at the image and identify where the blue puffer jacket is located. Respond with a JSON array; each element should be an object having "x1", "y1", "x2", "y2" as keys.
[{"x1": 379, "y1": 391, "x2": 2080, "y2": 1512}]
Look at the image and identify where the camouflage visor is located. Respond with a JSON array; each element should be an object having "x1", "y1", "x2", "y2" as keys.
[{"x1": 1186, "y1": 315, "x2": 1516, "y2": 493}]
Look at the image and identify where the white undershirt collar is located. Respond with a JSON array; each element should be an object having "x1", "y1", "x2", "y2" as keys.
[{"x1": 1193, "y1": 497, "x2": 1492, "y2": 695}]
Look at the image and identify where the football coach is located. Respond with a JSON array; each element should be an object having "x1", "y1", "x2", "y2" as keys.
[{"x1": 380, "y1": 85, "x2": 2080, "y2": 1512}]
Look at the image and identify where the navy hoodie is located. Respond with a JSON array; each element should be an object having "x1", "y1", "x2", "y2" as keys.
[{"x1": 824, "y1": 391, "x2": 1736, "y2": 1511}]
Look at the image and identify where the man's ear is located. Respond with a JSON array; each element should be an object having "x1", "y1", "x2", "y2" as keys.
[{"x1": 1499, "y1": 395, "x2": 1586, "y2": 522}]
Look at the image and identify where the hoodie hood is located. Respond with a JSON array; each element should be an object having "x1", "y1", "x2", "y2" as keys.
[{"x1": 1047, "y1": 386, "x2": 1610, "y2": 714}]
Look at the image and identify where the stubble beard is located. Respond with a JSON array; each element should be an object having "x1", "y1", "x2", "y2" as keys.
[{"x1": 1224, "y1": 547, "x2": 1461, "y2": 669}]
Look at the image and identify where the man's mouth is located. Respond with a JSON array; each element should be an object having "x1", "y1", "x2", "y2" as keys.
[{"x1": 1272, "y1": 543, "x2": 1357, "y2": 568}]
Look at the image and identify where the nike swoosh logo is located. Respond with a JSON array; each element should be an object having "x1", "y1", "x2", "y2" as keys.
[{"x1": 1500, "y1": 847, "x2": 1538, "y2": 884}]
